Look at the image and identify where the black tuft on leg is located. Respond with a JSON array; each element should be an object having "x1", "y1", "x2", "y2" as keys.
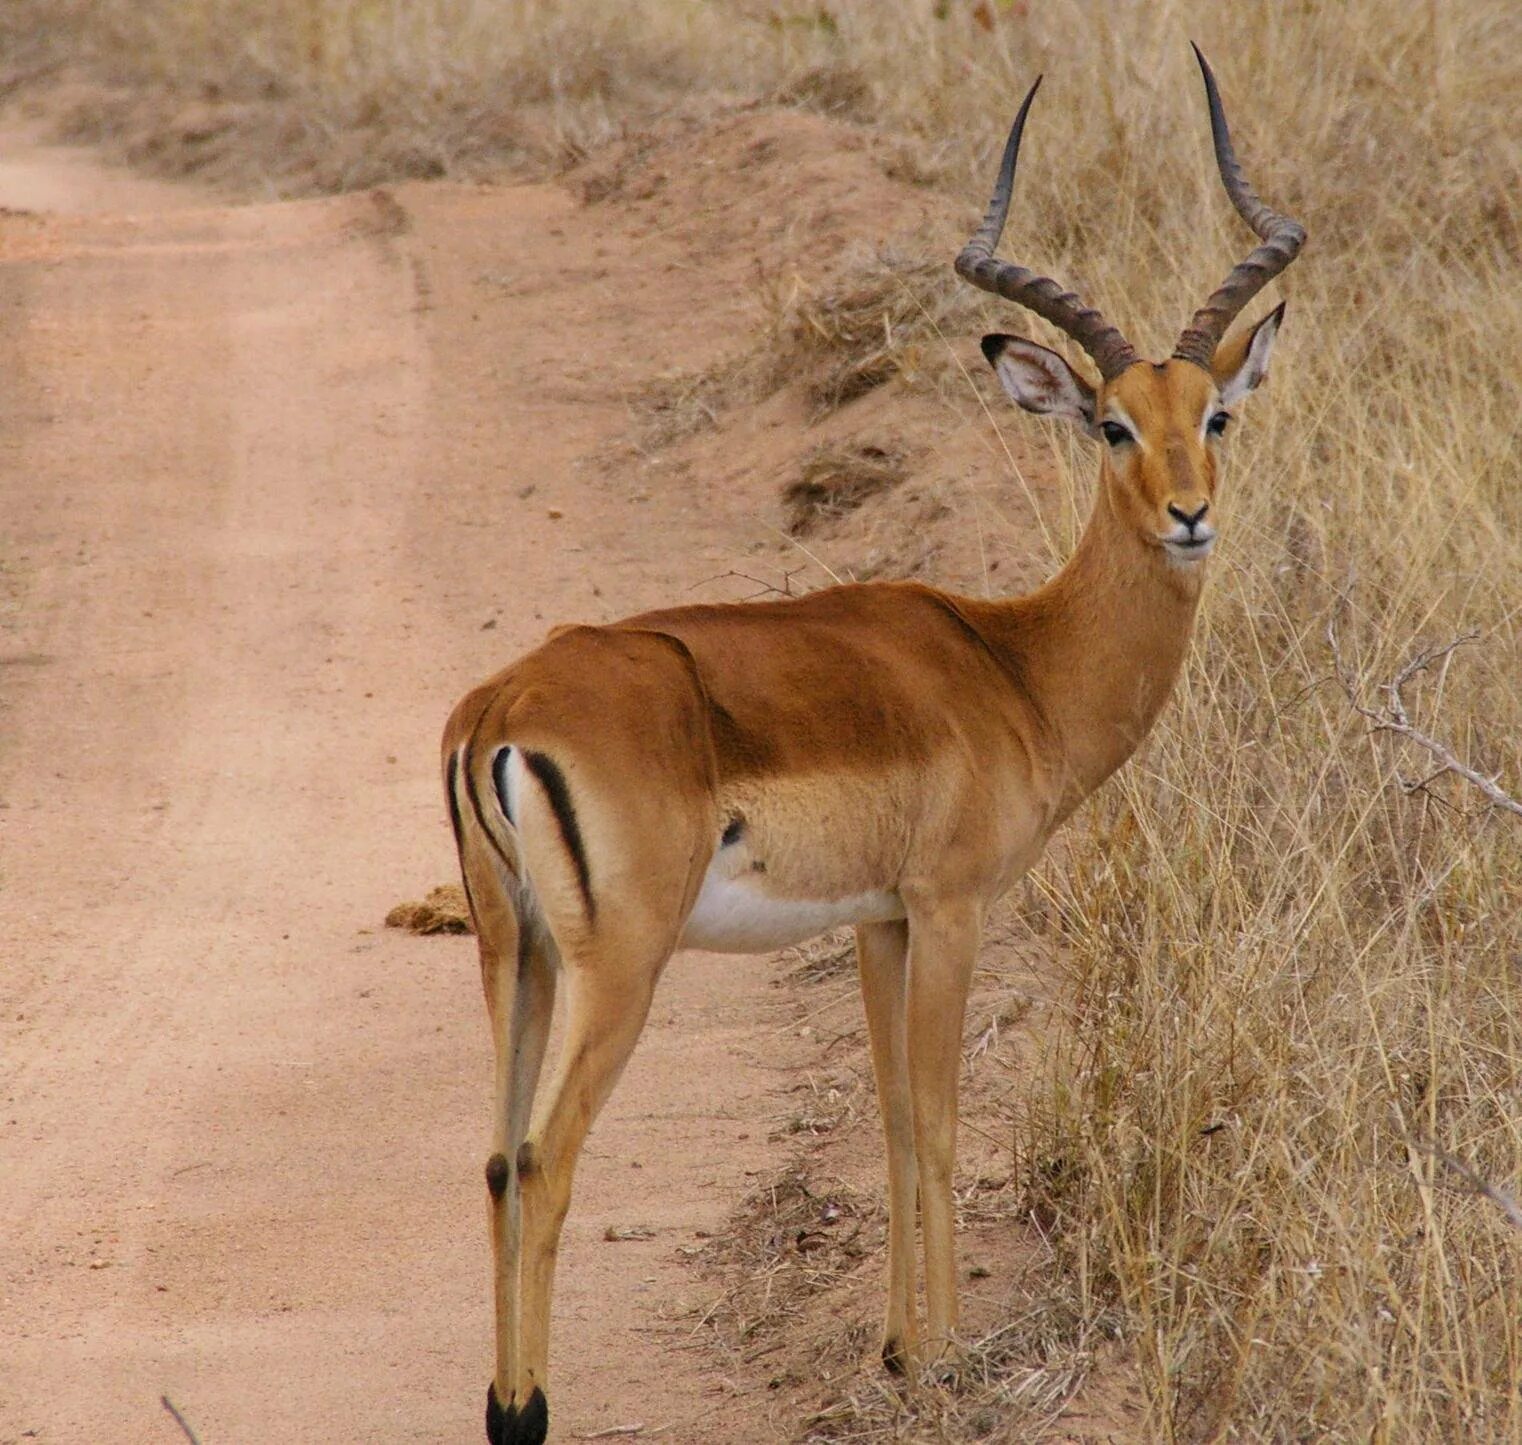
[
  {"x1": 485, "y1": 1382, "x2": 549, "y2": 1445},
  {"x1": 485, "y1": 1152, "x2": 509, "y2": 1200},
  {"x1": 881, "y1": 1336, "x2": 909, "y2": 1377},
  {"x1": 517, "y1": 1388, "x2": 549, "y2": 1445},
  {"x1": 486, "y1": 1382, "x2": 508, "y2": 1445}
]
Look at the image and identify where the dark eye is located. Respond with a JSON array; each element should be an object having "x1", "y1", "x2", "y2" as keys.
[
  {"x1": 1207, "y1": 411, "x2": 1232, "y2": 437},
  {"x1": 1099, "y1": 420, "x2": 1133, "y2": 447}
]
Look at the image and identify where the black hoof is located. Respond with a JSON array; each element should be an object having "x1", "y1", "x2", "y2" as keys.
[
  {"x1": 485, "y1": 1383, "x2": 507, "y2": 1445},
  {"x1": 518, "y1": 1388, "x2": 548, "y2": 1445},
  {"x1": 486, "y1": 1382, "x2": 549, "y2": 1445}
]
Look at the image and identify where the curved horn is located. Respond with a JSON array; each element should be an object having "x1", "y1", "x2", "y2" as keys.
[
  {"x1": 955, "y1": 77, "x2": 1139, "y2": 383},
  {"x1": 1174, "y1": 44, "x2": 1306, "y2": 368}
]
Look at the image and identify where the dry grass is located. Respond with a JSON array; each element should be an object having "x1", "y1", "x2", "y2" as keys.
[
  {"x1": 781, "y1": 929, "x2": 859, "y2": 987},
  {"x1": 697, "y1": 1164, "x2": 886, "y2": 1378},
  {"x1": 633, "y1": 249, "x2": 970, "y2": 452},
  {"x1": 783, "y1": 443, "x2": 909, "y2": 535},
  {"x1": 801, "y1": 1317, "x2": 1100, "y2": 1445},
  {"x1": 768, "y1": 250, "x2": 977, "y2": 413},
  {"x1": 632, "y1": 363, "x2": 751, "y2": 449},
  {"x1": 956, "y1": 12, "x2": 1522, "y2": 1437},
  {"x1": 24, "y1": 0, "x2": 1522, "y2": 1438},
  {"x1": 10, "y1": 1, "x2": 779, "y2": 188}
]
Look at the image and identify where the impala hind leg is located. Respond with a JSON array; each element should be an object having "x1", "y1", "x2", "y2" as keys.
[
  {"x1": 483, "y1": 922, "x2": 558, "y2": 1445},
  {"x1": 904, "y1": 898, "x2": 982, "y2": 1369},
  {"x1": 511, "y1": 950, "x2": 664, "y2": 1444},
  {"x1": 447, "y1": 752, "x2": 560, "y2": 1445},
  {"x1": 855, "y1": 919, "x2": 919, "y2": 1375}
]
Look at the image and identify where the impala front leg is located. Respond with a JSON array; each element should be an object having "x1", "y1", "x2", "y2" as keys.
[
  {"x1": 904, "y1": 895, "x2": 983, "y2": 1368},
  {"x1": 855, "y1": 919, "x2": 918, "y2": 1374}
]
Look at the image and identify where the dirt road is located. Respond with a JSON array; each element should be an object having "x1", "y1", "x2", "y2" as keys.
[{"x1": 0, "y1": 132, "x2": 804, "y2": 1442}]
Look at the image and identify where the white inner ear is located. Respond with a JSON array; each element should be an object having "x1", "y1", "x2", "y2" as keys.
[
  {"x1": 992, "y1": 340, "x2": 1096, "y2": 430},
  {"x1": 1219, "y1": 310, "x2": 1281, "y2": 406}
]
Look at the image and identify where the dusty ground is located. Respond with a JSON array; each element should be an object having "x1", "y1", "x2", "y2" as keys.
[
  {"x1": 0, "y1": 113, "x2": 920, "y2": 1442},
  {"x1": 0, "y1": 98, "x2": 1125, "y2": 1442}
]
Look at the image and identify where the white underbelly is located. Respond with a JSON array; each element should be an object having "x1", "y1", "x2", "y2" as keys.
[{"x1": 678, "y1": 866, "x2": 905, "y2": 955}]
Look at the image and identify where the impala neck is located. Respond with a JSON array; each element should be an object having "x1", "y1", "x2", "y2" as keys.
[{"x1": 990, "y1": 471, "x2": 1205, "y2": 816}]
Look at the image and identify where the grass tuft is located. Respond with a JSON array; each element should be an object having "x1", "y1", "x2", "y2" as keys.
[
  {"x1": 767, "y1": 249, "x2": 976, "y2": 413},
  {"x1": 782, "y1": 442, "x2": 908, "y2": 535}
]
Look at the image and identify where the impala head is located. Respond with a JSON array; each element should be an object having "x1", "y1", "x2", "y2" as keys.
[{"x1": 956, "y1": 46, "x2": 1305, "y2": 570}]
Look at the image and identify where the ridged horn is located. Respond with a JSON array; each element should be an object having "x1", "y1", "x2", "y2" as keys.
[
  {"x1": 1174, "y1": 43, "x2": 1306, "y2": 368},
  {"x1": 955, "y1": 76, "x2": 1139, "y2": 383}
]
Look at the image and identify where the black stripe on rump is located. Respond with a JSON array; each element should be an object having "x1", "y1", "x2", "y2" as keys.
[
  {"x1": 445, "y1": 750, "x2": 467, "y2": 852},
  {"x1": 444, "y1": 750, "x2": 481, "y2": 932},
  {"x1": 520, "y1": 749, "x2": 596, "y2": 923},
  {"x1": 462, "y1": 723, "x2": 518, "y2": 884}
]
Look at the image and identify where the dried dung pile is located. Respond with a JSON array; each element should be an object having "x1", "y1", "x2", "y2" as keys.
[{"x1": 385, "y1": 883, "x2": 473, "y2": 935}]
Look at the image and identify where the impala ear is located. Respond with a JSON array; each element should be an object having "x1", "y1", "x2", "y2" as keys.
[
  {"x1": 1213, "y1": 302, "x2": 1284, "y2": 406},
  {"x1": 981, "y1": 334, "x2": 1097, "y2": 433}
]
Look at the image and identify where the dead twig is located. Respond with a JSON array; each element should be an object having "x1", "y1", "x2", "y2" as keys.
[
  {"x1": 1408, "y1": 1140, "x2": 1522, "y2": 1232},
  {"x1": 686, "y1": 567, "x2": 806, "y2": 600},
  {"x1": 603, "y1": 1224, "x2": 657, "y2": 1242},
  {"x1": 161, "y1": 1395, "x2": 204, "y2": 1445},
  {"x1": 1326, "y1": 600, "x2": 1522, "y2": 819}
]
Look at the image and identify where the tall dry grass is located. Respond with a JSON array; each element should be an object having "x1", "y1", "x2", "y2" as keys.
[
  {"x1": 906, "y1": 8, "x2": 1522, "y2": 1441},
  {"x1": 939, "y1": 10, "x2": 1522, "y2": 1439},
  {"x1": 24, "y1": 0, "x2": 1522, "y2": 1437}
]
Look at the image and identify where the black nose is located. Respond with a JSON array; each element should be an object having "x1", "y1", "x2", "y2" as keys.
[{"x1": 1168, "y1": 501, "x2": 1210, "y2": 530}]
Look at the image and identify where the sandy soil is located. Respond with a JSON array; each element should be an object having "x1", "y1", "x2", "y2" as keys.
[{"x1": 0, "y1": 129, "x2": 835, "y2": 1443}]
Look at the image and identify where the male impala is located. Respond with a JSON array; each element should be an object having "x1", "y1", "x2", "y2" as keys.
[{"x1": 443, "y1": 47, "x2": 1303, "y2": 1445}]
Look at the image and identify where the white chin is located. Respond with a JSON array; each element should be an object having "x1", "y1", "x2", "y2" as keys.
[{"x1": 1164, "y1": 539, "x2": 1214, "y2": 565}]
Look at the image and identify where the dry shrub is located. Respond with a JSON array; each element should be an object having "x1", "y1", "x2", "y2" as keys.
[
  {"x1": 783, "y1": 442, "x2": 907, "y2": 535},
  {"x1": 385, "y1": 883, "x2": 472, "y2": 935}
]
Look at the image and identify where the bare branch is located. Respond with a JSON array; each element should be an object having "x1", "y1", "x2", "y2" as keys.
[
  {"x1": 687, "y1": 566, "x2": 806, "y2": 600},
  {"x1": 1408, "y1": 1140, "x2": 1522, "y2": 1233},
  {"x1": 1326, "y1": 601, "x2": 1522, "y2": 820},
  {"x1": 1385, "y1": 633, "x2": 1478, "y2": 727}
]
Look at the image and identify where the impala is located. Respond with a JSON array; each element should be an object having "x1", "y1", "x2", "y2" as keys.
[{"x1": 443, "y1": 47, "x2": 1304, "y2": 1445}]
